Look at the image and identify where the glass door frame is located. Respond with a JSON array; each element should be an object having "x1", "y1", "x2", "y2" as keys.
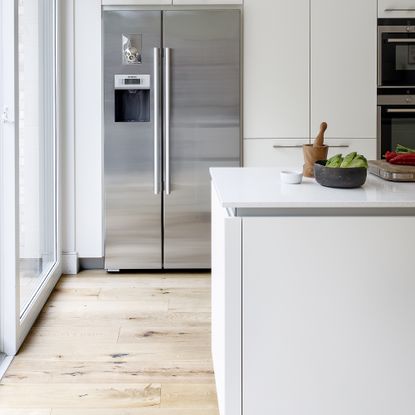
[{"x1": 0, "y1": 0, "x2": 62, "y2": 357}]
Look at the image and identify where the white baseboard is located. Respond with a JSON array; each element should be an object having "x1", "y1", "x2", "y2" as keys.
[{"x1": 62, "y1": 251, "x2": 79, "y2": 275}]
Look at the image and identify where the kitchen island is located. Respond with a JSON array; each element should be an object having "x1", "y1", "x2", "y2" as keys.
[{"x1": 210, "y1": 167, "x2": 415, "y2": 415}]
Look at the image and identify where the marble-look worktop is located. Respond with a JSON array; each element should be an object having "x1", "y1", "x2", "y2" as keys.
[{"x1": 210, "y1": 167, "x2": 415, "y2": 210}]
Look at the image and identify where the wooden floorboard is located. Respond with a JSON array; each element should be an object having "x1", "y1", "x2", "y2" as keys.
[{"x1": 0, "y1": 271, "x2": 218, "y2": 414}]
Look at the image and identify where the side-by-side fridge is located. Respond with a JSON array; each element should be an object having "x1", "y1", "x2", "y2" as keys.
[{"x1": 103, "y1": 9, "x2": 241, "y2": 270}]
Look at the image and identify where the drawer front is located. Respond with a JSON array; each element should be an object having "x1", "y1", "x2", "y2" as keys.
[
  {"x1": 378, "y1": 0, "x2": 415, "y2": 17},
  {"x1": 244, "y1": 139, "x2": 306, "y2": 168},
  {"x1": 244, "y1": 139, "x2": 377, "y2": 167}
]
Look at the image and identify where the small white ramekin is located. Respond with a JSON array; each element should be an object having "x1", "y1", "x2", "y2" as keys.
[{"x1": 280, "y1": 170, "x2": 303, "y2": 184}]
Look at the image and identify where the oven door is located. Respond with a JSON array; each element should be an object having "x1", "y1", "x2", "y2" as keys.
[
  {"x1": 379, "y1": 104, "x2": 415, "y2": 156},
  {"x1": 379, "y1": 24, "x2": 415, "y2": 87}
]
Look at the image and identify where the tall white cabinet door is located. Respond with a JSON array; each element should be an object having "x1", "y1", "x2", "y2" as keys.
[
  {"x1": 244, "y1": 0, "x2": 310, "y2": 139},
  {"x1": 311, "y1": 0, "x2": 377, "y2": 139}
]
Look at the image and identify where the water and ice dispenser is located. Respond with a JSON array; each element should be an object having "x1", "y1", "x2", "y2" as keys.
[{"x1": 114, "y1": 74, "x2": 150, "y2": 122}]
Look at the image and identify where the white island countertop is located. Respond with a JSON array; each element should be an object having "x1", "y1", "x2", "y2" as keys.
[
  {"x1": 210, "y1": 167, "x2": 415, "y2": 210},
  {"x1": 211, "y1": 167, "x2": 415, "y2": 415}
]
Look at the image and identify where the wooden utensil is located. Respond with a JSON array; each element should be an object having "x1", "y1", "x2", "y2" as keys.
[
  {"x1": 303, "y1": 122, "x2": 329, "y2": 178},
  {"x1": 314, "y1": 122, "x2": 328, "y2": 147}
]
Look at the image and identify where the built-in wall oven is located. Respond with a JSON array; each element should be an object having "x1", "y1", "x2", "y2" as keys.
[
  {"x1": 378, "y1": 19, "x2": 415, "y2": 156},
  {"x1": 378, "y1": 19, "x2": 415, "y2": 87},
  {"x1": 378, "y1": 90, "x2": 415, "y2": 156}
]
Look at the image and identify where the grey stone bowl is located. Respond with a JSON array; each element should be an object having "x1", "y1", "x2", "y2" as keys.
[{"x1": 314, "y1": 160, "x2": 367, "y2": 189}]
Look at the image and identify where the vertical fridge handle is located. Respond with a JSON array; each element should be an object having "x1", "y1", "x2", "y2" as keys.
[
  {"x1": 154, "y1": 48, "x2": 161, "y2": 195},
  {"x1": 164, "y1": 47, "x2": 171, "y2": 195}
]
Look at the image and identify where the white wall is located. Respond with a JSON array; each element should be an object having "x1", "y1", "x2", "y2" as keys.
[
  {"x1": 67, "y1": 0, "x2": 377, "y2": 260},
  {"x1": 74, "y1": 0, "x2": 102, "y2": 258}
]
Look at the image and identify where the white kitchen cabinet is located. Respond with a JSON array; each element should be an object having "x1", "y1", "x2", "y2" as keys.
[
  {"x1": 211, "y1": 172, "x2": 415, "y2": 415},
  {"x1": 243, "y1": 0, "x2": 310, "y2": 139},
  {"x1": 244, "y1": 138, "x2": 377, "y2": 167},
  {"x1": 311, "y1": 0, "x2": 377, "y2": 139},
  {"x1": 242, "y1": 216, "x2": 415, "y2": 415},
  {"x1": 378, "y1": 0, "x2": 415, "y2": 18},
  {"x1": 102, "y1": 0, "x2": 172, "y2": 5},
  {"x1": 173, "y1": 0, "x2": 242, "y2": 4},
  {"x1": 244, "y1": 139, "x2": 308, "y2": 167}
]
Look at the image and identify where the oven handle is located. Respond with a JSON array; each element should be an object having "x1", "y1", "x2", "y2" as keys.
[
  {"x1": 387, "y1": 38, "x2": 415, "y2": 44},
  {"x1": 386, "y1": 108, "x2": 415, "y2": 113}
]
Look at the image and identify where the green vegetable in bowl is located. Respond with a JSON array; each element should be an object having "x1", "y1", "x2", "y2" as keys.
[
  {"x1": 326, "y1": 154, "x2": 343, "y2": 168},
  {"x1": 347, "y1": 154, "x2": 368, "y2": 168},
  {"x1": 325, "y1": 152, "x2": 368, "y2": 169},
  {"x1": 340, "y1": 152, "x2": 357, "y2": 168}
]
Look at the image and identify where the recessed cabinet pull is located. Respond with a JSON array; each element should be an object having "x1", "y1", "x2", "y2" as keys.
[
  {"x1": 273, "y1": 145, "x2": 303, "y2": 149},
  {"x1": 385, "y1": 8, "x2": 415, "y2": 12},
  {"x1": 273, "y1": 144, "x2": 350, "y2": 149}
]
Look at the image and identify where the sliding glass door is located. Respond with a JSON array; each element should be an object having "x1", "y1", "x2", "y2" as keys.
[
  {"x1": 18, "y1": 0, "x2": 57, "y2": 315},
  {"x1": 0, "y1": 0, "x2": 60, "y2": 356}
]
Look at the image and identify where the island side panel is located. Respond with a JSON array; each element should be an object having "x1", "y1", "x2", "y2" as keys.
[
  {"x1": 242, "y1": 216, "x2": 415, "y2": 415},
  {"x1": 211, "y1": 184, "x2": 242, "y2": 415}
]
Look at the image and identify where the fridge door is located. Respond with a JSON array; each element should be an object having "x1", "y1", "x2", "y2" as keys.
[
  {"x1": 104, "y1": 11, "x2": 162, "y2": 270},
  {"x1": 163, "y1": 10, "x2": 241, "y2": 269}
]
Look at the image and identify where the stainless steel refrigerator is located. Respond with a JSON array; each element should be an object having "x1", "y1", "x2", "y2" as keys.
[{"x1": 103, "y1": 9, "x2": 241, "y2": 271}]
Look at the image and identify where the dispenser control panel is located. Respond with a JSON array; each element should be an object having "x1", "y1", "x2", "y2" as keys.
[{"x1": 114, "y1": 74, "x2": 150, "y2": 90}]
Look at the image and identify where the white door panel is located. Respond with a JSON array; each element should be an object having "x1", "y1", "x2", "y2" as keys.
[
  {"x1": 243, "y1": 217, "x2": 415, "y2": 414},
  {"x1": 244, "y1": 0, "x2": 310, "y2": 139},
  {"x1": 311, "y1": 0, "x2": 377, "y2": 139}
]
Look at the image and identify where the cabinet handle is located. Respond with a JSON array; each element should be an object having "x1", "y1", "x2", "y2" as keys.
[
  {"x1": 273, "y1": 145, "x2": 303, "y2": 149},
  {"x1": 273, "y1": 144, "x2": 350, "y2": 149},
  {"x1": 385, "y1": 8, "x2": 415, "y2": 12}
]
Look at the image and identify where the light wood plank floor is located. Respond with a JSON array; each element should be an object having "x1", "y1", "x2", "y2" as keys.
[{"x1": 0, "y1": 270, "x2": 218, "y2": 415}]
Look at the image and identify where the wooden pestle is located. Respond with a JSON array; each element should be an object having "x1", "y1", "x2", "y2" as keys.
[
  {"x1": 314, "y1": 122, "x2": 328, "y2": 147},
  {"x1": 303, "y1": 122, "x2": 329, "y2": 178}
]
